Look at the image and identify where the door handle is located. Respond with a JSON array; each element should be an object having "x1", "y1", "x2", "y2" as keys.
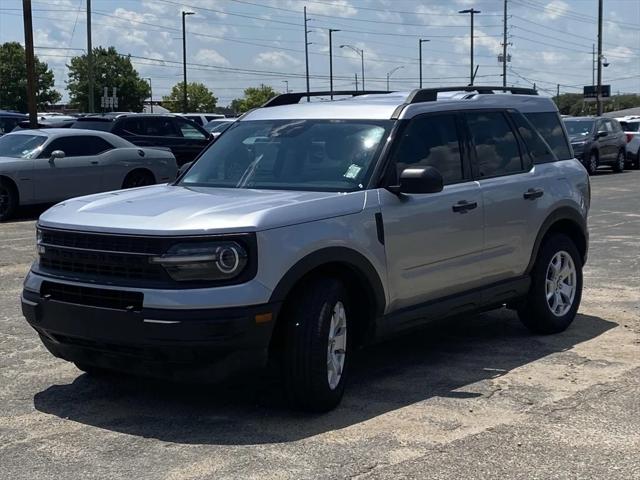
[
  {"x1": 90, "y1": 161, "x2": 99, "y2": 165},
  {"x1": 452, "y1": 200, "x2": 478, "y2": 213},
  {"x1": 523, "y1": 188, "x2": 544, "y2": 200}
]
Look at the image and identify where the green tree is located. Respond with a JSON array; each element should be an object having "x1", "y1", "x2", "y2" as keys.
[
  {"x1": 162, "y1": 82, "x2": 218, "y2": 112},
  {"x1": 230, "y1": 84, "x2": 278, "y2": 113},
  {"x1": 553, "y1": 92, "x2": 640, "y2": 116},
  {"x1": 0, "y1": 42, "x2": 61, "y2": 112},
  {"x1": 67, "y1": 46, "x2": 150, "y2": 112}
]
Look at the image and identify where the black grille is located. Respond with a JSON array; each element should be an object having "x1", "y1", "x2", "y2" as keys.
[
  {"x1": 40, "y1": 229, "x2": 167, "y2": 254},
  {"x1": 41, "y1": 281, "x2": 143, "y2": 311}
]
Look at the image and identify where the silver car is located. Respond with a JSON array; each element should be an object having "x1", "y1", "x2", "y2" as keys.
[
  {"x1": 22, "y1": 87, "x2": 589, "y2": 411},
  {"x1": 0, "y1": 129, "x2": 177, "y2": 220}
]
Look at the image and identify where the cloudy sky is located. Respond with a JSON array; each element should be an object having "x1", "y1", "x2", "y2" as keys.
[{"x1": 1, "y1": 0, "x2": 638, "y2": 106}]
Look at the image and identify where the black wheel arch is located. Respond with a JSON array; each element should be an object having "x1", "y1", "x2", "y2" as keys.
[
  {"x1": 526, "y1": 207, "x2": 588, "y2": 274},
  {"x1": 269, "y1": 247, "x2": 386, "y2": 348},
  {"x1": 122, "y1": 168, "x2": 155, "y2": 187},
  {"x1": 0, "y1": 175, "x2": 19, "y2": 202}
]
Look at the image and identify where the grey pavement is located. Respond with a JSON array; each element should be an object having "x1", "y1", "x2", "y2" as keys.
[{"x1": 1, "y1": 170, "x2": 638, "y2": 480}]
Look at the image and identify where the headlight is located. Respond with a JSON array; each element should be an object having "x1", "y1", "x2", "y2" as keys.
[
  {"x1": 150, "y1": 241, "x2": 248, "y2": 282},
  {"x1": 36, "y1": 227, "x2": 45, "y2": 255}
]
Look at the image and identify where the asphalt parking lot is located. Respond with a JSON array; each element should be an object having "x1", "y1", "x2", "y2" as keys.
[{"x1": 1, "y1": 170, "x2": 639, "y2": 480}]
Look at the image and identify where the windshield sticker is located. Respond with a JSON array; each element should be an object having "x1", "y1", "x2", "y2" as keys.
[{"x1": 344, "y1": 164, "x2": 362, "y2": 179}]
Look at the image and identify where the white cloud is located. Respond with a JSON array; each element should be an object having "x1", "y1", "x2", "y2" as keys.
[
  {"x1": 194, "y1": 48, "x2": 230, "y2": 66},
  {"x1": 541, "y1": 0, "x2": 569, "y2": 20},
  {"x1": 254, "y1": 51, "x2": 300, "y2": 68},
  {"x1": 283, "y1": 0, "x2": 357, "y2": 17}
]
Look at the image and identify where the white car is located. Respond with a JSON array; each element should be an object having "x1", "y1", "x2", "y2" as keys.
[
  {"x1": 182, "y1": 113, "x2": 225, "y2": 127},
  {"x1": 0, "y1": 129, "x2": 177, "y2": 221},
  {"x1": 616, "y1": 116, "x2": 640, "y2": 169}
]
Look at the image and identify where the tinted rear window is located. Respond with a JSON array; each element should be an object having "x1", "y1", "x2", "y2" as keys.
[
  {"x1": 620, "y1": 121, "x2": 640, "y2": 132},
  {"x1": 72, "y1": 120, "x2": 114, "y2": 131},
  {"x1": 524, "y1": 112, "x2": 572, "y2": 160}
]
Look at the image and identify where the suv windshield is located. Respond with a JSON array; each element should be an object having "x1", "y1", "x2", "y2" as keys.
[
  {"x1": 564, "y1": 120, "x2": 594, "y2": 137},
  {"x1": 180, "y1": 119, "x2": 392, "y2": 192},
  {"x1": 0, "y1": 133, "x2": 47, "y2": 158}
]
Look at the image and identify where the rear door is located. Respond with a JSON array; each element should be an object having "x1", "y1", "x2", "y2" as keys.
[
  {"x1": 173, "y1": 117, "x2": 210, "y2": 164},
  {"x1": 465, "y1": 110, "x2": 545, "y2": 280},
  {"x1": 380, "y1": 112, "x2": 485, "y2": 311},
  {"x1": 34, "y1": 136, "x2": 106, "y2": 202}
]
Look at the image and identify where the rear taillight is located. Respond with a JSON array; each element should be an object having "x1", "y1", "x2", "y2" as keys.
[{"x1": 626, "y1": 133, "x2": 634, "y2": 143}]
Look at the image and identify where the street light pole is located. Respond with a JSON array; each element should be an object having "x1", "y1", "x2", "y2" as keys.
[
  {"x1": 596, "y1": 0, "x2": 603, "y2": 116},
  {"x1": 282, "y1": 80, "x2": 289, "y2": 93},
  {"x1": 328, "y1": 29, "x2": 340, "y2": 100},
  {"x1": 22, "y1": 0, "x2": 37, "y2": 127},
  {"x1": 182, "y1": 10, "x2": 195, "y2": 113},
  {"x1": 144, "y1": 78, "x2": 153, "y2": 113},
  {"x1": 386, "y1": 66, "x2": 404, "y2": 91},
  {"x1": 418, "y1": 39, "x2": 429, "y2": 88},
  {"x1": 340, "y1": 44, "x2": 364, "y2": 90},
  {"x1": 459, "y1": 8, "x2": 481, "y2": 86},
  {"x1": 87, "y1": 0, "x2": 94, "y2": 113},
  {"x1": 304, "y1": 7, "x2": 311, "y2": 101}
]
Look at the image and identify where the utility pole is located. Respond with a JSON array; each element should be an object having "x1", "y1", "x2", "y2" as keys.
[
  {"x1": 354, "y1": 73, "x2": 358, "y2": 91},
  {"x1": 592, "y1": 44, "x2": 595, "y2": 86},
  {"x1": 87, "y1": 0, "x2": 94, "y2": 113},
  {"x1": 182, "y1": 10, "x2": 195, "y2": 113},
  {"x1": 419, "y1": 39, "x2": 430, "y2": 88},
  {"x1": 144, "y1": 78, "x2": 153, "y2": 113},
  {"x1": 304, "y1": 7, "x2": 311, "y2": 101},
  {"x1": 556, "y1": 83, "x2": 560, "y2": 102},
  {"x1": 459, "y1": 8, "x2": 481, "y2": 86},
  {"x1": 22, "y1": 0, "x2": 37, "y2": 127},
  {"x1": 328, "y1": 28, "x2": 340, "y2": 99},
  {"x1": 596, "y1": 0, "x2": 603, "y2": 116},
  {"x1": 502, "y1": 0, "x2": 508, "y2": 87}
]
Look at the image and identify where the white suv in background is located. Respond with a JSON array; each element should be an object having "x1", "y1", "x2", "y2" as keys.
[{"x1": 616, "y1": 116, "x2": 640, "y2": 169}]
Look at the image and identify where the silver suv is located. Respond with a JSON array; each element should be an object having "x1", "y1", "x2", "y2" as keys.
[{"x1": 22, "y1": 87, "x2": 590, "y2": 411}]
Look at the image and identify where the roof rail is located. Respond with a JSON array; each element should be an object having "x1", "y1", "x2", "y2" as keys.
[
  {"x1": 406, "y1": 85, "x2": 538, "y2": 104},
  {"x1": 262, "y1": 90, "x2": 391, "y2": 108}
]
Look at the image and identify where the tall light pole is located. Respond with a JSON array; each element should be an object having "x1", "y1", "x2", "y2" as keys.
[
  {"x1": 304, "y1": 7, "x2": 312, "y2": 101},
  {"x1": 87, "y1": 0, "x2": 94, "y2": 113},
  {"x1": 459, "y1": 8, "x2": 481, "y2": 86},
  {"x1": 22, "y1": 0, "x2": 37, "y2": 127},
  {"x1": 502, "y1": 0, "x2": 508, "y2": 87},
  {"x1": 386, "y1": 66, "x2": 404, "y2": 91},
  {"x1": 182, "y1": 10, "x2": 195, "y2": 113},
  {"x1": 596, "y1": 0, "x2": 603, "y2": 116},
  {"x1": 144, "y1": 78, "x2": 153, "y2": 113},
  {"x1": 340, "y1": 44, "x2": 364, "y2": 90},
  {"x1": 419, "y1": 38, "x2": 430, "y2": 88},
  {"x1": 328, "y1": 28, "x2": 340, "y2": 99}
]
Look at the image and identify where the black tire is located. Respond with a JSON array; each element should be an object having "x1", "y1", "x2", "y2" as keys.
[
  {"x1": 122, "y1": 169, "x2": 155, "y2": 189},
  {"x1": 518, "y1": 234, "x2": 583, "y2": 334},
  {"x1": 633, "y1": 152, "x2": 640, "y2": 170},
  {"x1": 585, "y1": 151, "x2": 598, "y2": 175},
  {"x1": 612, "y1": 150, "x2": 625, "y2": 173},
  {"x1": 282, "y1": 277, "x2": 351, "y2": 412},
  {"x1": 0, "y1": 179, "x2": 18, "y2": 222}
]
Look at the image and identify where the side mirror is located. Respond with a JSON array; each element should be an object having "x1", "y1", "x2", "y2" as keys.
[
  {"x1": 388, "y1": 166, "x2": 444, "y2": 195},
  {"x1": 596, "y1": 130, "x2": 608, "y2": 138},
  {"x1": 177, "y1": 161, "x2": 193, "y2": 178},
  {"x1": 49, "y1": 150, "x2": 65, "y2": 163}
]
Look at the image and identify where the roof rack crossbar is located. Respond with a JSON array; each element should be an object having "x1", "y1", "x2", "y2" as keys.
[
  {"x1": 406, "y1": 86, "x2": 538, "y2": 104},
  {"x1": 262, "y1": 90, "x2": 391, "y2": 108}
]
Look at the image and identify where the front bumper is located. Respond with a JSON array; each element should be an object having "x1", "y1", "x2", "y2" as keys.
[{"x1": 21, "y1": 286, "x2": 279, "y2": 382}]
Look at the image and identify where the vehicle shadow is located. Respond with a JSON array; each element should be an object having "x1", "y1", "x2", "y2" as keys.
[
  {"x1": 7, "y1": 204, "x2": 51, "y2": 223},
  {"x1": 33, "y1": 310, "x2": 615, "y2": 445}
]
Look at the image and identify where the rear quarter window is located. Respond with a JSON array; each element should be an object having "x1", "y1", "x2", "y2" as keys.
[{"x1": 523, "y1": 112, "x2": 572, "y2": 160}]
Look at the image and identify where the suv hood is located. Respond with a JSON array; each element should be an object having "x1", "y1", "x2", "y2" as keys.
[{"x1": 38, "y1": 184, "x2": 368, "y2": 235}]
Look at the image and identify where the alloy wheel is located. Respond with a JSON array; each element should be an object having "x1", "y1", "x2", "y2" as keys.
[
  {"x1": 545, "y1": 251, "x2": 577, "y2": 317},
  {"x1": 327, "y1": 301, "x2": 347, "y2": 390},
  {"x1": 589, "y1": 154, "x2": 598, "y2": 173},
  {"x1": 0, "y1": 185, "x2": 9, "y2": 217}
]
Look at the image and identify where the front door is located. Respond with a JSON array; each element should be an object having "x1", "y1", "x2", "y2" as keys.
[{"x1": 379, "y1": 113, "x2": 484, "y2": 312}]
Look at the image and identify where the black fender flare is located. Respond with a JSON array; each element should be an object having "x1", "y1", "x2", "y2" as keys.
[
  {"x1": 525, "y1": 207, "x2": 588, "y2": 274},
  {"x1": 269, "y1": 247, "x2": 386, "y2": 316}
]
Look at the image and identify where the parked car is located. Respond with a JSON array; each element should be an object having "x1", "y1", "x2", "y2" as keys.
[
  {"x1": 0, "y1": 111, "x2": 27, "y2": 136},
  {"x1": 563, "y1": 116, "x2": 627, "y2": 174},
  {"x1": 71, "y1": 113, "x2": 210, "y2": 166},
  {"x1": 13, "y1": 118, "x2": 76, "y2": 131},
  {"x1": 22, "y1": 87, "x2": 590, "y2": 411},
  {"x1": 183, "y1": 113, "x2": 226, "y2": 126},
  {"x1": 203, "y1": 118, "x2": 235, "y2": 138},
  {"x1": 616, "y1": 116, "x2": 640, "y2": 169},
  {"x1": 0, "y1": 128, "x2": 177, "y2": 221}
]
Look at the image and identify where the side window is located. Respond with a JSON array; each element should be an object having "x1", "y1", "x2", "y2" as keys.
[
  {"x1": 604, "y1": 120, "x2": 613, "y2": 133},
  {"x1": 175, "y1": 118, "x2": 207, "y2": 140},
  {"x1": 119, "y1": 118, "x2": 142, "y2": 135},
  {"x1": 139, "y1": 117, "x2": 180, "y2": 137},
  {"x1": 523, "y1": 112, "x2": 572, "y2": 160},
  {"x1": 392, "y1": 114, "x2": 464, "y2": 185},
  {"x1": 41, "y1": 136, "x2": 114, "y2": 157},
  {"x1": 0, "y1": 118, "x2": 19, "y2": 134},
  {"x1": 510, "y1": 112, "x2": 555, "y2": 165},
  {"x1": 466, "y1": 111, "x2": 523, "y2": 177},
  {"x1": 186, "y1": 115, "x2": 203, "y2": 126}
]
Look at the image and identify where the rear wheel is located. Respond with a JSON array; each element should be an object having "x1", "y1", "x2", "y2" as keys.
[
  {"x1": 518, "y1": 234, "x2": 583, "y2": 334},
  {"x1": 122, "y1": 170, "x2": 155, "y2": 189},
  {"x1": 612, "y1": 150, "x2": 625, "y2": 173},
  {"x1": 633, "y1": 152, "x2": 640, "y2": 170},
  {"x1": 0, "y1": 179, "x2": 18, "y2": 222},
  {"x1": 282, "y1": 277, "x2": 350, "y2": 412}
]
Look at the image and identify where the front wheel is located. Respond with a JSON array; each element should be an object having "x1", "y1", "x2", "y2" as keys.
[
  {"x1": 122, "y1": 170, "x2": 155, "y2": 189},
  {"x1": 633, "y1": 152, "x2": 640, "y2": 170},
  {"x1": 282, "y1": 277, "x2": 350, "y2": 412},
  {"x1": 0, "y1": 180, "x2": 18, "y2": 222},
  {"x1": 612, "y1": 150, "x2": 625, "y2": 173},
  {"x1": 518, "y1": 234, "x2": 583, "y2": 334},
  {"x1": 585, "y1": 152, "x2": 598, "y2": 175}
]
